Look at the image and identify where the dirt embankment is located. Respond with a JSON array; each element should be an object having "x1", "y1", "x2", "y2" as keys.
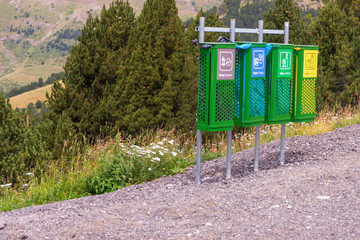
[{"x1": 1, "y1": 124, "x2": 360, "y2": 239}]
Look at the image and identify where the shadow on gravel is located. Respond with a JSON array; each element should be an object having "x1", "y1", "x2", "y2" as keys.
[{"x1": 193, "y1": 147, "x2": 318, "y2": 184}]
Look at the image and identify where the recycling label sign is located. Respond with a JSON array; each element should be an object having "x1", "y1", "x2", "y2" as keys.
[
  {"x1": 278, "y1": 49, "x2": 292, "y2": 78},
  {"x1": 217, "y1": 48, "x2": 235, "y2": 80},
  {"x1": 303, "y1": 50, "x2": 318, "y2": 78},
  {"x1": 251, "y1": 48, "x2": 266, "y2": 78}
]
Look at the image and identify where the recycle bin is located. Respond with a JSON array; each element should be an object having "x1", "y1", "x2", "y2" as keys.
[
  {"x1": 234, "y1": 42, "x2": 268, "y2": 127},
  {"x1": 196, "y1": 43, "x2": 236, "y2": 131},
  {"x1": 266, "y1": 44, "x2": 294, "y2": 124},
  {"x1": 291, "y1": 45, "x2": 319, "y2": 123}
]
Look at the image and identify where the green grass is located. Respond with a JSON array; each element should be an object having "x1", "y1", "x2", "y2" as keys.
[{"x1": 1, "y1": 106, "x2": 360, "y2": 212}]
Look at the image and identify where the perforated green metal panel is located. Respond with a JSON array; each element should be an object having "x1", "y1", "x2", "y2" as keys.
[
  {"x1": 275, "y1": 78, "x2": 291, "y2": 116},
  {"x1": 234, "y1": 42, "x2": 267, "y2": 127},
  {"x1": 266, "y1": 44, "x2": 294, "y2": 124},
  {"x1": 234, "y1": 50, "x2": 242, "y2": 120},
  {"x1": 291, "y1": 45, "x2": 318, "y2": 123},
  {"x1": 197, "y1": 49, "x2": 209, "y2": 123},
  {"x1": 197, "y1": 43, "x2": 236, "y2": 131},
  {"x1": 215, "y1": 81, "x2": 235, "y2": 122},
  {"x1": 249, "y1": 78, "x2": 266, "y2": 117}
]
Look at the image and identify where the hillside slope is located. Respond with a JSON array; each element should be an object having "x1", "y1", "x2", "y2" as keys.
[
  {"x1": 1, "y1": 124, "x2": 360, "y2": 239},
  {"x1": 0, "y1": 0, "x2": 222, "y2": 92}
]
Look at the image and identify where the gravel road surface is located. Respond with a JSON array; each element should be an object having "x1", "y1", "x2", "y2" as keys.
[{"x1": 1, "y1": 124, "x2": 360, "y2": 239}]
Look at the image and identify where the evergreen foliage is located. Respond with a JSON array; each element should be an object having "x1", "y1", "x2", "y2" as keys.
[
  {"x1": 0, "y1": 93, "x2": 52, "y2": 184},
  {"x1": 311, "y1": 0, "x2": 360, "y2": 107},
  {"x1": 263, "y1": 0, "x2": 309, "y2": 44},
  {"x1": 101, "y1": 0, "x2": 201, "y2": 134},
  {"x1": 221, "y1": 0, "x2": 274, "y2": 41},
  {"x1": 47, "y1": 0, "x2": 135, "y2": 140}
]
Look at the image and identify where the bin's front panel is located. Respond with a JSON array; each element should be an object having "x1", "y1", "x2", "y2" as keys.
[
  {"x1": 268, "y1": 47, "x2": 293, "y2": 124},
  {"x1": 293, "y1": 48, "x2": 318, "y2": 122},
  {"x1": 208, "y1": 47, "x2": 235, "y2": 131},
  {"x1": 242, "y1": 47, "x2": 267, "y2": 126},
  {"x1": 197, "y1": 48, "x2": 210, "y2": 130}
]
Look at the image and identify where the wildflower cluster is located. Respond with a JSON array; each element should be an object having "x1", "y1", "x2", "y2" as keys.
[{"x1": 119, "y1": 138, "x2": 181, "y2": 168}]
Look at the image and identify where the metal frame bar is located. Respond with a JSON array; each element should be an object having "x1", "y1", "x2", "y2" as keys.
[
  {"x1": 195, "y1": 17, "x2": 289, "y2": 184},
  {"x1": 279, "y1": 22, "x2": 289, "y2": 165}
]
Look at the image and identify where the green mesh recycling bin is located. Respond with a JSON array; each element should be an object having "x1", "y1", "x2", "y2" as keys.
[
  {"x1": 234, "y1": 42, "x2": 268, "y2": 127},
  {"x1": 197, "y1": 43, "x2": 236, "y2": 131},
  {"x1": 266, "y1": 44, "x2": 294, "y2": 124},
  {"x1": 291, "y1": 45, "x2": 319, "y2": 123}
]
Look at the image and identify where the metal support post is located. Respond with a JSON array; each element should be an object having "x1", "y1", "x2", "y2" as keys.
[
  {"x1": 279, "y1": 124, "x2": 285, "y2": 165},
  {"x1": 226, "y1": 130, "x2": 232, "y2": 179},
  {"x1": 253, "y1": 20, "x2": 264, "y2": 172},
  {"x1": 230, "y1": 18, "x2": 236, "y2": 42},
  {"x1": 195, "y1": 17, "x2": 205, "y2": 184},
  {"x1": 254, "y1": 125, "x2": 260, "y2": 171},
  {"x1": 196, "y1": 130, "x2": 202, "y2": 184},
  {"x1": 225, "y1": 19, "x2": 236, "y2": 179},
  {"x1": 279, "y1": 22, "x2": 289, "y2": 165},
  {"x1": 199, "y1": 17, "x2": 205, "y2": 43},
  {"x1": 258, "y1": 20, "x2": 264, "y2": 43}
]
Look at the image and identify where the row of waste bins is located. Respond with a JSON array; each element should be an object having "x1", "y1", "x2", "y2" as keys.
[{"x1": 197, "y1": 42, "x2": 319, "y2": 132}]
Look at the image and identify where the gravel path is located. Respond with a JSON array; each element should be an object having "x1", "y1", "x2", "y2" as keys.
[{"x1": 1, "y1": 124, "x2": 360, "y2": 239}]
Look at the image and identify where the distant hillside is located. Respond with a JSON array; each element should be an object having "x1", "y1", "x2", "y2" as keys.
[
  {"x1": 9, "y1": 81, "x2": 63, "y2": 109},
  {"x1": 0, "y1": 0, "x2": 222, "y2": 93}
]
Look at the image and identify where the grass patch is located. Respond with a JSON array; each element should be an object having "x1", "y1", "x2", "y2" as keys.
[{"x1": 1, "y1": 107, "x2": 359, "y2": 212}]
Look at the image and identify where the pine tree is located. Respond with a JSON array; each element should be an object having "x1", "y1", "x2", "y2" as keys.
[
  {"x1": 47, "y1": 0, "x2": 135, "y2": 140},
  {"x1": 263, "y1": 0, "x2": 308, "y2": 44},
  {"x1": 104, "y1": 0, "x2": 198, "y2": 133},
  {"x1": 311, "y1": 1, "x2": 360, "y2": 107},
  {"x1": 0, "y1": 93, "x2": 52, "y2": 184}
]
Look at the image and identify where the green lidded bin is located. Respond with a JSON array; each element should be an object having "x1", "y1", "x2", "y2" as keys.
[
  {"x1": 234, "y1": 42, "x2": 268, "y2": 127},
  {"x1": 266, "y1": 44, "x2": 294, "y2": 124},
  {"x1": 291, "y1": 45, "x2": 319, "y2": 123},
  {"x1": 197, "y1": 43, "x2": 236, "y2": 131}
]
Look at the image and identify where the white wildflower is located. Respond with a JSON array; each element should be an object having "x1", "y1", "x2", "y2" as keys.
[
  {"x1": 23, "y1": 184, "x2": 28, "y2": 187},
  {"x1": 148, "y1": 168, "x2": 152, "y2": 171},
  {"x1": 1, "y1": 183, "x2": 12, "y2": 188},
  {"x1": 151, "y1": 157, "x2": 161, "y2": 162},
  {"x1": 168, "y1": 140, "x2": 174, "y2": 145},
  {"x1": 171, "y1": 152, "x2": 177, "y2": 157},
  {"x1": 158, "y1": 141, "x2": 163, "y2": 145},
  {"x1": 26, "y1": 173, "x2": 33, "y2": 176},
  {"x1": 130, "y1": 145, "x2": 142, "y2": 149},
  {"x1": 159, "y1": 151, "x2": 164, "y2": 156}
]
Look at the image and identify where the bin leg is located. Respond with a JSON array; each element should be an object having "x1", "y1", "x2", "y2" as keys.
[
  {"x1": 226, "y1": 130, "x2": 232, "y2": 179},
  {"x1": 280, "y1": 124, "x2": 285, "y2": 165},
  {"x1": 196, "y1": 130, "x2": 202, "y2": 184},
  {"x1": 254, "y1": 125, "x2": 260, "y2": 171}
]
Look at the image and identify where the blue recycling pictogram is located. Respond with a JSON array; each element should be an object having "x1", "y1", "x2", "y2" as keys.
[{"x1": 251, "y1": 48, "x2": 266, "y2": 78}]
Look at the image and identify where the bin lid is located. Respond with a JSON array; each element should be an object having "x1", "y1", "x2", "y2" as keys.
[
  {"x1": 201, "y1": 42, "x2": 236, "y2": 49},
  {"x1": 294, "y1": 45, "x2": 319, "y2": 51}
]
